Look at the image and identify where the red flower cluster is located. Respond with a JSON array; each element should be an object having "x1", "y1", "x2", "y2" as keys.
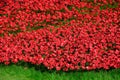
[
  {"x1": 0, "y1": 18, "x2": 120, "y2": 71},
  {"x1": 0, "y1": 0, "x2": 120, "y2": 34},
  {"x1": 0, "y1": 0, "x2": 120, "y2": 71}
]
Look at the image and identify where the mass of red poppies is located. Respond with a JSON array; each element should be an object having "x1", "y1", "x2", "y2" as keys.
[{"x1": 0, "y1": 0, "x2": 120, "y2": 71}]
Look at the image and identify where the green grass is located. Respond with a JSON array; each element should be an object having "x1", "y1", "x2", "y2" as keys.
[{"x1": 0, "y1": 64, "x2": 120, "y2": 80}]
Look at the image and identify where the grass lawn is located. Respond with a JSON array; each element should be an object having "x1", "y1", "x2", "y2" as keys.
[{"x1": 0, "y1": 64, "x2": 120, "y2": 80}]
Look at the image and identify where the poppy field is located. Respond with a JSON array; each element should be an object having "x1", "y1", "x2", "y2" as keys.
[{"x1": 0, "y1": 0, "x2": 120, "y2": 71}]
